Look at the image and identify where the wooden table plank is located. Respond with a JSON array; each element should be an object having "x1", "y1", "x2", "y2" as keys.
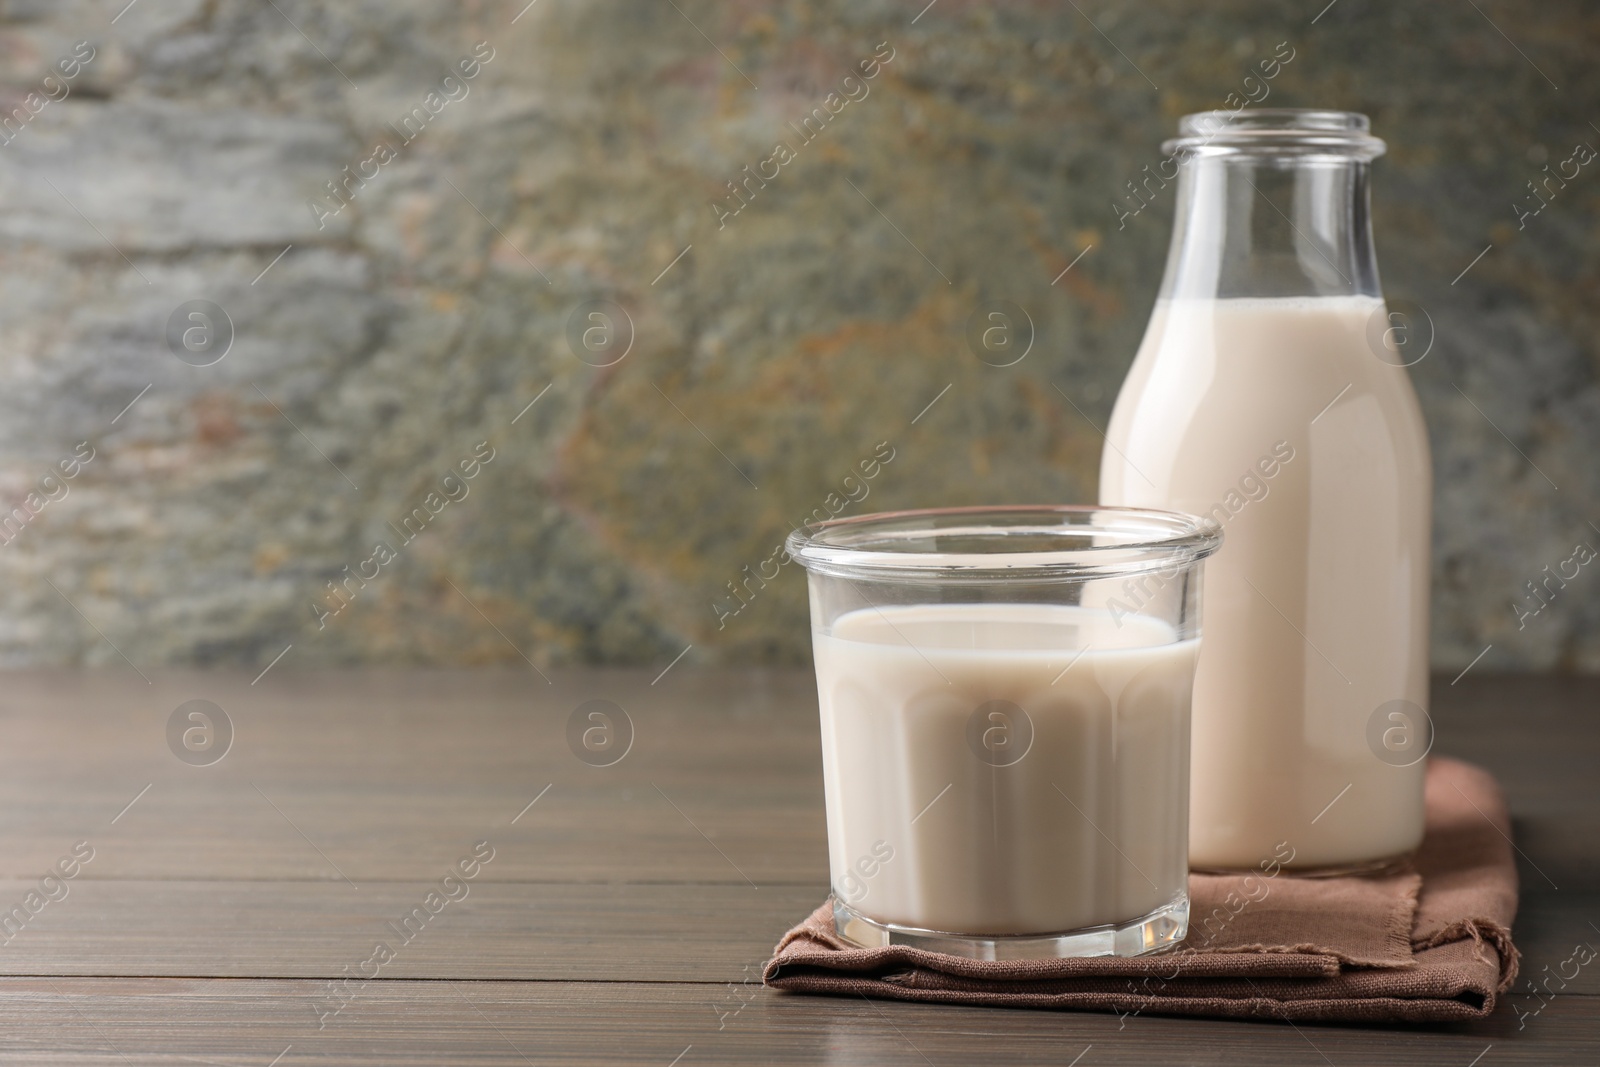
[
  {"x1": 0, "y1": 977, "x2": 1590, "y2": 1066},
  {"x1": 0, "y1": 669, "x2": 829, "y2": 884},
  {"x1": 0, "y1": 881, "x2": 804, "y2": 982},
  {"x1": 0, "y1": 879, "x2": 1592, "y2": 995},
  {"x1": 0, "y1": 779, "x2": 827, "y2": 885}
]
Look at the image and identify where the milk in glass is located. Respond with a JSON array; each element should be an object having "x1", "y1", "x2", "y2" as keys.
[{"x1": 815, "y1": 602, "x2": 1197, "y2": 934}]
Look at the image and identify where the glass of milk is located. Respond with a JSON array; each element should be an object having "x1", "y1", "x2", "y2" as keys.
[{"x1": 786, "y1": 505, "x2": 1220, "y2": 959}]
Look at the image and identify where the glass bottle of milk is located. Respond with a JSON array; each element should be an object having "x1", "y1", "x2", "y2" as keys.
[{"x1": 1100, "y1": 110, "x2": 1432, "y2": 871}]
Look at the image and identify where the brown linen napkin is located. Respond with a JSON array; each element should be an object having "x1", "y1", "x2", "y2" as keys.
[{"x1": 764, "y1": 757, "x2": 1520, "y2": 1023}]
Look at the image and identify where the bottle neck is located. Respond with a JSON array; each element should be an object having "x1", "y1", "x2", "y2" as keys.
[{"x1": 1157, "y1": 155, "x2": 1382, "y2": 301}]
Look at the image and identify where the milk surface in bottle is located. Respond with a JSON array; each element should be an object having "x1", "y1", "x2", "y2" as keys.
[{"x1": 1100, "y1": 111, "x2": 1432, "y2": 870}]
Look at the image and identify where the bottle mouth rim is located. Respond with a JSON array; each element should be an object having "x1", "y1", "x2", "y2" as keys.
[{"x1": 1164, "y1": 108, "x2": 1386, "y2": 160}]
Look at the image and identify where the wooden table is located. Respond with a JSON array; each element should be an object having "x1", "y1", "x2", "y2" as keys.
[{"x1": 0, "y1": 669, "x2": 1592, "y2": 1064}]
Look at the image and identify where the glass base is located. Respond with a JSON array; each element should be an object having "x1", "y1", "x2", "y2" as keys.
[{"x1": 830, "y1": 891, "x2": 1188, "y2": 961}]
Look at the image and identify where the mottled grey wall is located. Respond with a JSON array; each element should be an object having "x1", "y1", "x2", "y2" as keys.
[{"x1": 0, "y1": 0, "x2": 1594, "y2": 673}]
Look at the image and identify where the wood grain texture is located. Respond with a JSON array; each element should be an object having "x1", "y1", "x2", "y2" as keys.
[
  {"x1": 0, "y1": 977, "x2": 1595, "y2": 1066},
  {"x1": 0, "y1": 879, "x2": 1592, "y2": 992},
  {"x1": 0, "y1": 881, "x2": 809, "y2": 981},
  {"x1": 0, "y1": 668, "x2": 1590, "y2": 1065}
]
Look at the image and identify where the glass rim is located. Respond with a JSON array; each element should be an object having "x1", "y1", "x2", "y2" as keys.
[
  {"x1": 1164, "y1": 108, "x2": 1386, "y2": 161},
  {"x1": 784, "y1": 505, "x2": 1222, "y2": 584}
]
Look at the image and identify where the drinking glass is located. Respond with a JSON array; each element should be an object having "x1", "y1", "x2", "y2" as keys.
[{"x1": 787, "y1": 505, "x2": 1220, "y2": 959}]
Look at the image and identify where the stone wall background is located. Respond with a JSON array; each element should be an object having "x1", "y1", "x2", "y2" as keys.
[{"x1": 0, "y1": 0, "x2": 1594, "y2": 672}]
